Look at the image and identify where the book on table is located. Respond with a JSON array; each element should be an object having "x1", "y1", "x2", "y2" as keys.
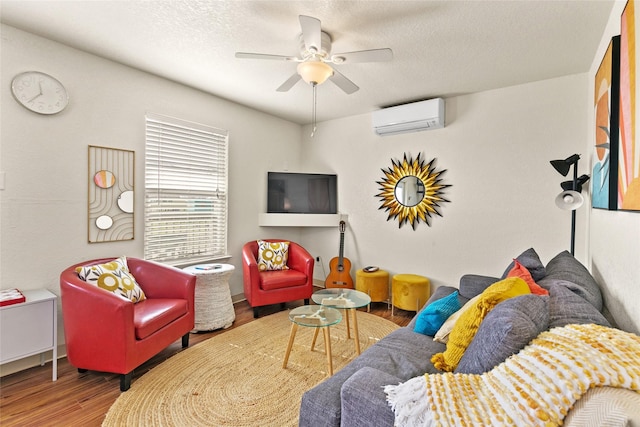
[{"x1": 0, "y1": 288, "x2": 26, "y2": 307}]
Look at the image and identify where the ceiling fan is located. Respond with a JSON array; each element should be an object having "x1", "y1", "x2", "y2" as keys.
[{"x1": 235, "y1": 15, "x2": 393, "y2": 94}]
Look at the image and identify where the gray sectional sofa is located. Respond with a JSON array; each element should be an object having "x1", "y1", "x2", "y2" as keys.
[{"x1": 299, "y1": 249, "x2": 618, "y2": 426}]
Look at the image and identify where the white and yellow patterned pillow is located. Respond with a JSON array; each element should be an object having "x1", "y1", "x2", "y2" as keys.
[
  {"x1": 257, "y1": 240, "x2": 290, "y2": 271},
  {"x1": 76, "y1": 256, "x2": 146, "y2": 303}
]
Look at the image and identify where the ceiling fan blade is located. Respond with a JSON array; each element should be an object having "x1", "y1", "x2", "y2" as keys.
[
  {"x1": 331, "y1": 48, "x2": 393, "y2": 63},
  {"x1": 299, "y1": 15, "x2": 322, "y2": 52},
  {"x1": 329, "y1": 69, "x2": 359, "y2": 94},
  {"x1": 235, "y1": 52, "x2": 297, "y2": 61},
  {"x1": 276, "y1": 73, "x2": 302, "y2": 92}
]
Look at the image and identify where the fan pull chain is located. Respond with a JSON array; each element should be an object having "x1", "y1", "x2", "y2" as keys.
[{"x1": 311, "y1": 83, "x2": 317, "y2": 137}]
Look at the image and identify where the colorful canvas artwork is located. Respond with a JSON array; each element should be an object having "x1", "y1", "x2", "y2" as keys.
[
  {"x1": 619, "y1": 0, "x2": 640, "y2": 211},
  {"x1": 593, "y1": 36, "x2": 620, "y2": 210}
]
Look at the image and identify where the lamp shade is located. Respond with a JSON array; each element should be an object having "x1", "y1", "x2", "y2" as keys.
[
  {"x1": 555, "y1": 190, "x2": 584, "y2": 210},
  {"x1": 551, "y1": 160, "x2": 572, "y2": 176},
  {"x1": 550, "y1": 154, "x2": 581, "y2": 176},
  {"x1": 297, "y1": 60, "x2": 333, "y2": 85},
  {"x1": 560, "y1": 174, "x2": 590, "y2": 192}
]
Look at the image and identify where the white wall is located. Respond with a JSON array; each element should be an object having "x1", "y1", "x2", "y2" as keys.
[
  {"x1": 300, "y1": 75, "x2": 590, "y2": 291},
  {"x1": 588, "y1": 0, "x2": 640, "y2": 335},
  {"x1": 0, "y1": 24, "x2": 304, "y2": 375}
]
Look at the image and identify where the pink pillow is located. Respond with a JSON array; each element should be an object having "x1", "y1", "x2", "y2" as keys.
[{"x1": 507, "y1": 260, "x2": 549, "y2": 295}]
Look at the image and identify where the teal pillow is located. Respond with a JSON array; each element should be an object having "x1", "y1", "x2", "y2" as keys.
[{"x1": 414, "y1": 290, "x2": 462, "y2": 336}]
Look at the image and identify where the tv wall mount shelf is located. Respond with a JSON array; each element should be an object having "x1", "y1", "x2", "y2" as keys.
[{"x1": 258, "y1": 213, "x2": 348, "y2": 227}]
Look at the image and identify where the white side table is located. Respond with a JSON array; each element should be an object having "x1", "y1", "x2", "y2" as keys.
[
  {"x1": 0, "y1": 289, "x2": 57, "y2": 381},
  {"x1": 183, "y1": 264, "x2": 235, "y2": 331}
]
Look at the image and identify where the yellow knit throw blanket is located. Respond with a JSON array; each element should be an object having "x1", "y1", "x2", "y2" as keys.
[{"x1": 385, "y1": 324, "x2": 640, "y2": 427}]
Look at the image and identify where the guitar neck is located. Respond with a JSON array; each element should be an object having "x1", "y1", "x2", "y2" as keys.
[{"x1": 338, "y1": 231, "x2": 345, "y2": 266}]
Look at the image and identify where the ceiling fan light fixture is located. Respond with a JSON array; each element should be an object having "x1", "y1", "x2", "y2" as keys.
[{"x1": 297, "y1": 60, "x2": 333, "y2": 85}]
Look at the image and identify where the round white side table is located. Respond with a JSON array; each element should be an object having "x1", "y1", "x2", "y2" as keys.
[{"x1": 183, "y1": 264, "x2": 236, "y2": 331}]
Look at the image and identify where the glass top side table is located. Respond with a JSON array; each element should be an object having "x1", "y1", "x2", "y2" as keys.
[
  {"x1": 312, "y1": 289, "x2": 371, "y2": 355},
  {"x1": 283, "y1": 305, "x2": 342, "y2": 376}
]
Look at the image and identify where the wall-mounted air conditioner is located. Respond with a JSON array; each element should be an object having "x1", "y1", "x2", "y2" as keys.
[{"x1": 372, "y1": 98, "x2": 445, "y2": 136}]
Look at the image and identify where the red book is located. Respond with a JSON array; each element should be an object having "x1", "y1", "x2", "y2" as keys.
[{"x1": 0, "y1": 288, "x2": 26, "y2": 307}]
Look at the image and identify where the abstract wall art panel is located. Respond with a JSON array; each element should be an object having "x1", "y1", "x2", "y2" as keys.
[
  {"x1": 593, "y1": 36, "x2": 620, "y2": 210},
  {"x1": 619, "y1": 0, "x2": 640, "y2": 211},
  {"x1": 88, "y1": 145, "x2": 135, "y2": 242}
]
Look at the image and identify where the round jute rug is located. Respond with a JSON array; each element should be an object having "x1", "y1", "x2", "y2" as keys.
[{"x1": 102, "y1": 309, "x2": 399, "y2": 426}]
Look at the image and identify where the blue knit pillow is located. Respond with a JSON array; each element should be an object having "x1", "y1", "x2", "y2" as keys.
[{"x1": 414, "y1": 290, "x2": 462, "y2": 336}]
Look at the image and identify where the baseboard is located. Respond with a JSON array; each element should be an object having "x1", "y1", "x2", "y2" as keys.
[
  {"x1": 0, "y1": 345, "x2": 65, "y2": 378},
  {"x1": 231, "y1": 293, "x2": 246, "y2": 304}
]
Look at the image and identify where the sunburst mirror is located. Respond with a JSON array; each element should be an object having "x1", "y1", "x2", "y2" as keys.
[{"x1": 376, "y1": 153, "x2": 451, "y2": 230}]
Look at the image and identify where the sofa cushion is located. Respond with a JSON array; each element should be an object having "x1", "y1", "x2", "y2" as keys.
[
  {"x1": 414, "y1": 290, "x2": 462, "y2": 336},
  {"x1": 299, "y1": 327, "x2": 446, "y2": 427},
  {"x1": 76, "y1": 256, "x2": 146, "y2": 303},
  {"x1": 563, "y1": 387, "x2": 640, "y2": 427},
  {"x1": 458, "y1": 274, "x2": 498, "y2": 299},
  {"x1": 407, "y1": 285, "x2": 458, "y2": 330},
  {"x1": 259, "y1": 269, "x2": 307, "y2": 290},
  {"x1": 455, "y1": 294, "x2": 549, "y2": 374},
  {"x1": 256, "y1": 240, "x2": 290, "y2": 271},
  {"x1": 433, "y1": 294, "x2": 482, "y2": 344},
  {"x1": 548, "y1": 283, "x2": 610, "y2": 328},
  {"x1": 133, "y1": 298, "x2": 188, "y2": 340},
  {"x1": 501, "y1": 247, "x2": 546, "y2": 281},
  {"x1": 538, "y1": 251, "x2": 603, "y2": 311},
  {"x1": 431, "y1": 277, "x2": 530, "y2": 372},
  {"x1": 340, "y1": 367, "x2": 397, "y2": 427},
  {"x1": 506, "y1": 260, "x2": 549, "y2": 295}
]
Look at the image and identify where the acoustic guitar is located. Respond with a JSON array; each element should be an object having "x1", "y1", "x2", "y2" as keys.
[{"x1": 325, "y1": 221, "x2": 354, "y2": 289}]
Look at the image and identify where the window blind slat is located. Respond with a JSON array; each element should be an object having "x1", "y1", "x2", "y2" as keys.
[{"x1": 144, "y1": 113, "x2": 229, "y2": 265}]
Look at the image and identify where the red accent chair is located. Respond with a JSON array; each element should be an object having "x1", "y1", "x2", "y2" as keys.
[
  {"x1": 60, "y1": 257, "x2": 195, "y2": 391},
  {"x1": 242, "y1": 240, "x2": 314, "y2": 318}
]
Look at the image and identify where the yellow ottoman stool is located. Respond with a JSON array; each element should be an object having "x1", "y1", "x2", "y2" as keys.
[
  {"x1": 392, "y1": 274, "x2": 430, "y2": 315},
  {"x1": 355, "y1": 269, "x2": 389, "y2": 311}
]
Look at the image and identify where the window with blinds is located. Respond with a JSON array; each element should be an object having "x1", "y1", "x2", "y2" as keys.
[{"x1": 144, "y1": 113, "x2": 229, "y2": 265}]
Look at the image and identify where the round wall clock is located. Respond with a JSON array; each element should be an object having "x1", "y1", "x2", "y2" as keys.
[{"x1": 11, "y1": 71, "x2": 69, "y2": 115}]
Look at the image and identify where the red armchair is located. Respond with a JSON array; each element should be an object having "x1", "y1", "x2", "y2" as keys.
[
  {"x1": 60, "y1": 257, "x2": 195, "y2": 391},
  {"x1": 242, "y1": 240, "x2": 314, "y2": 318}
]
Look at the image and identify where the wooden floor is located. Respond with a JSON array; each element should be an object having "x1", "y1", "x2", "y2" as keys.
[{"x1": 0, "y1": 298, "x2": 414, "y2": 427}]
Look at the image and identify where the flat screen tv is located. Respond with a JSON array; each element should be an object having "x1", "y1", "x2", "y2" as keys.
[{"x1": 267, "y1": 172, "x2": 337, "y2": 214}]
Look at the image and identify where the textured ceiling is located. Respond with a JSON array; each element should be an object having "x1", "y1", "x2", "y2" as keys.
[{"x1": 1, "y1": 0, "x2": 615, "y2": 125}]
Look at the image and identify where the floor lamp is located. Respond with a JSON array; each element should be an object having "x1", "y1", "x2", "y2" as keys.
[{"x1": 550, "y1": 154, "x2": 590, "y2": 255}]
